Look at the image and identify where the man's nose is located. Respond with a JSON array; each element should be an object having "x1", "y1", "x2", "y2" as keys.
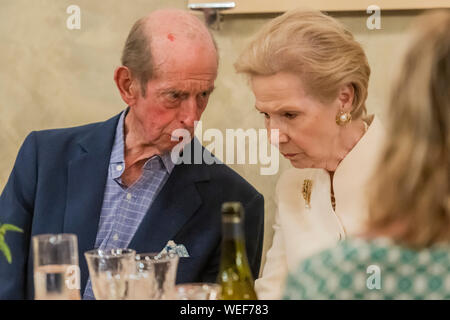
[{"x1": 179, "y1": 98, "x2": 200, "y2": 129}]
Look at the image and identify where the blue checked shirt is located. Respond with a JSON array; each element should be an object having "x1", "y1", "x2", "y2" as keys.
[{"x1": 83, "y1": 109, "x2": 175, "y2": 299}]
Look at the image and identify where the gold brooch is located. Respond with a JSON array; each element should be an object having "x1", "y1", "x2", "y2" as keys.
[{"x1": 302, "y1": 179, "x2": 313, "y2": 209}]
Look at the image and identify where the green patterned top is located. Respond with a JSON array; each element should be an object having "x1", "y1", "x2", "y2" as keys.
[{"x1": 283, "y1": 238, "x2": 450, "y2": 300}]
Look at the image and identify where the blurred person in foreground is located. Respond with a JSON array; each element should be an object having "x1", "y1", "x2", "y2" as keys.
[
  {"x1": 0, "y1": 9, "x2": 264, "y2": 299},
  {"x1": 284, "y1": 10, "x2": 450, "y2": 300},
  {"x1": 235, "y1": 9, "x2": 385, "y2": 299}
]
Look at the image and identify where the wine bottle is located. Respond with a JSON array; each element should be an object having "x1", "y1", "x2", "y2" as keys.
[{"x1": 217, "y1": 202, "x2": 257, "y2": 300}]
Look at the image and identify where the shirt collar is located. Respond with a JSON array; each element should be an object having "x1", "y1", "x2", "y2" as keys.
[
  {"x1": 142, "y1": 152, "x2": 176, "y2": 174},
  {"x1": 334, "y1": 115, "x2": 385, "y2": 183},
  {"x1": 331, "y1": 115, "x2": 386, "y2": 235},
  {"x1": 159, "y1": 152, "x2": 176, "y2": 173},
  {"x1": 110, "y1": 109, "x2": 127, "y2": 179},
  {"x1": 109, "y1": 108, "x2": 176, "y2": 178}
]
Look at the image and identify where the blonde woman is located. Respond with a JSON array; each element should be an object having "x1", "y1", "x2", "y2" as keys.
[
  {"x1": 284, "y1": 10, "x2": 450, "y2": 299},
  {"x1": 235, "y1": 10, "x2": 385, "y2": 299}
]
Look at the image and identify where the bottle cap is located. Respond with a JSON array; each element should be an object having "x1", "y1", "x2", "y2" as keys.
[{"x1": 221, "y1": 202, "x2": 244, "y2": 218}]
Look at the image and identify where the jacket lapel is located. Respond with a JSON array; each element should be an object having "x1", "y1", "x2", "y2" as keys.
[
  {"x1": 63, "y1": 113, "x2": 121, "y2": 290},
  {"x1": 128, "y1": 138, "x2": 210, "y2": 254}
]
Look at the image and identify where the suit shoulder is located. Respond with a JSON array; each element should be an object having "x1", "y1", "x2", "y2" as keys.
[
  {"x1": 27, "y1": 118, "x2": 117, "y2": 162},
  {"x1": 33, "y1": 121, "x2": 102, "y2": 143}
]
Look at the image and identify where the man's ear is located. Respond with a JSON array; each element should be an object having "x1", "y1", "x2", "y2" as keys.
[
  {"x1": 338, "y1": 83, "x2": 355, "y2": 112},
  {"x1": 114, "y1": 66, "x2": 138, "y2": 106}
]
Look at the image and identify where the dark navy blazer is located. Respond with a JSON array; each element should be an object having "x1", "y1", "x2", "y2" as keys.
[{"x1": 0, "y1": 113, "x2": 264, "y2": 299}]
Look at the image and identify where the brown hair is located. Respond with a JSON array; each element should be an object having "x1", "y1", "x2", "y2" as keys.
[
  {"x1": 367, "y1": 10, "x2": 450, "y2": 248},
  {"x1": 234, "y1": 9, "x2": 370, "y2": 119},
  {"x1": 121, "y1": 17, "x2": 153, "y2": 97}
]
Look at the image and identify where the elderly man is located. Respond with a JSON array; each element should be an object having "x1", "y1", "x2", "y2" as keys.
[{"x1": 0, "y1": 9, "x2": 264, "y2": 299}]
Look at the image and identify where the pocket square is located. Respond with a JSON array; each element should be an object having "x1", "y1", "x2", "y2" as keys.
[{"x1": 158, "y1": 240, "x2": 190, "y2": 258}]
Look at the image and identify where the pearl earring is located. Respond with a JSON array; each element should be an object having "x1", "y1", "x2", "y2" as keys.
[{"x1": 336, "y1": 110, "x2": 352, "y2": 126}]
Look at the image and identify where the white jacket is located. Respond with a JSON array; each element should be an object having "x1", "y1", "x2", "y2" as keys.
[{"x1": 255, "y1": 116, "x2": 385, "y2": 299}]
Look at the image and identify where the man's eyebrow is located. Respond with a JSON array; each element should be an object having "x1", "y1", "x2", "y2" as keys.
[
  {"x1": 160, "y1": 88, "x2": 185, "y2": 95},
  {"x1": 160, "y1": 88, "x2": 177, "y2": 93},
  {"x1": 160, "y1": 86, "x2": 216, "y2": 94},
  {"x1": 205, "y1": 86, "x2": 216, "y2": 93}
]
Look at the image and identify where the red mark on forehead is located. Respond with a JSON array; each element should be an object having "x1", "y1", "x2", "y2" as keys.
[{"x1": 167, "y1": 33, "x2": 175, "y2": 42}]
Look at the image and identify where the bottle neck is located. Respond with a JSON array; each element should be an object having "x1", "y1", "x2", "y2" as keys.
[
  {"x1": 222, "y1": 216, "x2": 244, "y2": 240},
  {"x1": 220, "y1": 217, "x2": 248, "y2": 268}
]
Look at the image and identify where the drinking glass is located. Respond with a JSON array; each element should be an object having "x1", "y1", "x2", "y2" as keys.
[
  {"x1": 84, "y1": 248, "x2": 136, "y2": 300},
  {"x1": 33, "y1": 234, "x2": 81, "y2": 300},
  {"x1": 127, "y1": 252, "x2": 179, "y2": 300},
  {"x1": 175, "y1": 283, "x2": 221, "y2": 300}
]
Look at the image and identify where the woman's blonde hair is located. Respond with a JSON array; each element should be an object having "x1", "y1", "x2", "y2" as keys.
[
  {"x1": 367, "y1": 10, "x2": 450, "y2": 248},
  {"x1": 234, "y1": 9, "x2": 370, "y2": 119}
]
